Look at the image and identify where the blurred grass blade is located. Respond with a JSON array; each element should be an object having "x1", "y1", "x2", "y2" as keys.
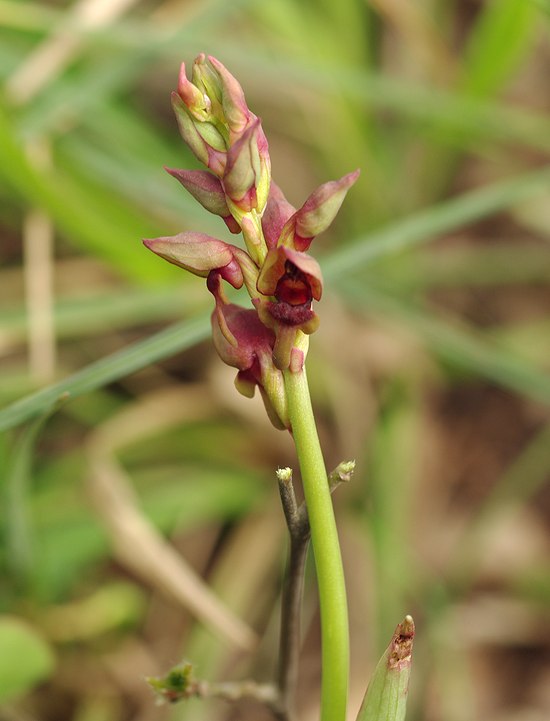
[
  {"x1": 356, "y1": 616, "x2": 415, "y2": 721},
  {"x1": 15, "y1": 0, "x2": 255, "y2": 139},
  {"x1": 463, "y1": 0, "x2": 539, "y2": 97},
  {"x1": 0, "y1": 314, "x2": 210, "y2": 433},
  {"x1": 0, "y1": 0, "x2": 61, "y2": 33},
  {"x1": 215, "y1": 49, "x2": 550, "y2": 153},
  {"x1": 0, "y1": 287, "x2": 188, "y2": 346},
  {"x1": 0, "y1": 100, "x2": 176, "y2": 283},
  {"x1": 346, "y1": 283, "x2": 550, "y2": 405},
  {"x1": 367, "y1": 388, "x2": 419, "y2": 649},
  {"x1": 3, "y1": 166, "x2": 550, "y2": 431},
  {"x1": 323, "y1": 165, "x2": 550, "y2": 282},
  {"x1": 3, "y1": 414, "x2": 48, "y2": 581}
]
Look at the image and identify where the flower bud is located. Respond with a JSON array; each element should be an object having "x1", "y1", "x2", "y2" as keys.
[
  {"x1": 171, "y1": 92, "x2": 226, "y2": 175},
  {"x1": 223, "y1": 119, "x2": 270, "y2": 214},
  {"x1": 210, "y1": 302, "x2": 288, "y2": 429},
  {"x1": 165, "y1": 168, "x2": 240, "y2": 233},
  {"x1": 280, "y1": 169, "x2": 360, "y2": 251},
  {"x1": 143, "y1": 233, "x2": 243, "y2": 288},
  {"x1": 172, "y1": 55, "x2": 260, "y2": 179},
  {"x1": 176, "y1": 61, "x2": 210, "y2": 120},
  {"x1": 207, "y1": 55, "x2": 251, "y2": 136}
]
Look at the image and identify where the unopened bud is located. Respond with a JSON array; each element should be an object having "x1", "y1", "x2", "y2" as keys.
[{"x1": 143, "y1": 233, "x2": 243, "y2": 289}]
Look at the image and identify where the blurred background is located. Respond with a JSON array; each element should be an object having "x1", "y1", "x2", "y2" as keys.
[{"x1": 1, "y1": 1, "x2": 550, "y2": 720}]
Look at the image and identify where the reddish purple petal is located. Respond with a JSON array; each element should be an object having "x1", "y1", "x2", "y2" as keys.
[
  {"x1": 261, "y1": 182, "x2": 296, "y2": 249},
  {"x1": 211, "y1": 303, "x2": 275, "y2": 371},
  {"x1": 257, "y1": 246, "x2": 322, "y2": 301}
]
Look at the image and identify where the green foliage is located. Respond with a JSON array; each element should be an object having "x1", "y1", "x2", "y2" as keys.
[
  {"x1": 0, "y1": 616, "x2": 55, "y2": 703},
  {"x1": 1, "y1": 0, "x2": 550, "y2": 718}
]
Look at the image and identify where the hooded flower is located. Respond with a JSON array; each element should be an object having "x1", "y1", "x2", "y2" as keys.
[
  {"x1": 208, "y1": 295, "x2": 288, "y2": 430},
  {"x1": 144, "y1": 54, "x2": 359, "y2": 428},
  {"x1": 252, "y1": 170, "x2": 359, "y2": 369},
  {"x1": 255, "y1": 246, "x2": 322, "y2": 370}
]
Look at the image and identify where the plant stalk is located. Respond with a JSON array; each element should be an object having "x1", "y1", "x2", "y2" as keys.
[
  {"x1": 277, "y1": 470, "x2": 310, "y2": 720},
  {"x1": 284, "y1": 367, "x2": 349, "y2": 721}
]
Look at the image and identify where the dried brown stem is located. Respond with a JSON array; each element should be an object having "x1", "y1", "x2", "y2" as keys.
[
  {"x1": 152, "y1": 671, "x2": 279, "y2": 707},
  {"x1": 275, "y1": 461, "x2": 354, "y2": 720},
  {"x1": 196, "y1": 678, "x2": 280, "y2": 705},
  {"x1": 276, "y1": 468, "x2": 309, "y2": 721}
]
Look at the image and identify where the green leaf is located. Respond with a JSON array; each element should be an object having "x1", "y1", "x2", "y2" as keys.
[
  {"x1": 0, "y1": 313, "x2": 210, "y2": 433},
  {"x1": 0, "y1": 100, "x2": 176, "y2": 283},
  {"x1": 356, "y1": 616, "x2": 415, "y2": 721},
  {"x1": 323, "y1": 165, "x2": 550, "y2": 283},
  {"x1": 0, "y1": 616, "x2": 55, "y2": 702},
  {"x1": 463, "y1": 0, "x2": 539, "y2": 97},
  {"x1": 3, "y1": 166, "x2": 550, "y2": 433},
  {"x1": 2, "y1": 401, "x2": 67, "y2": 584},
  {"x1": 345, "y1": 283, "x2": 550, "y2": 405}
]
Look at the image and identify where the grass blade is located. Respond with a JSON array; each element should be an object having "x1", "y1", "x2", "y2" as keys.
[
  {"x1": 2, "y1": 166, "x2": 550, "y2": 431},
  {"x1": 323, "y1": 165, "x2": 550, "y2": 283},
  {"x1": 345, "y1": 283, "x2": 550, "y2": 405},
  {"x1": 463, "y1": 0, "x2": 539, "y2": 97},
  {"x1": 0, "y1": 314, "x2": 210, "y2": 433}
]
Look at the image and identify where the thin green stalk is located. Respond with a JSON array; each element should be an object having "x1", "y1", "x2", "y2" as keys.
[{"x1": 284, "y1": 367, "x2": 348, "y2": 721}]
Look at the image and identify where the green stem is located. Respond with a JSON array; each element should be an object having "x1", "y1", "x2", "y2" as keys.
[{"x1": 284, "y1": 366, "x2": 349, "y2": 721}]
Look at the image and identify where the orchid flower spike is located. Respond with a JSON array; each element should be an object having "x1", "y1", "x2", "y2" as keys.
[{"x1": 144, "y1": 54, "x2": 359, "y2": 428}]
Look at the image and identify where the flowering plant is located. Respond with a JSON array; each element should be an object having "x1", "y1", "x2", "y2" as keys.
[
  {"x1": 145, "y1": 55, "x2": 413, "y2": 721},
  {"x1": 144, "y1": 53, "x2": 359, "y2": 429}
]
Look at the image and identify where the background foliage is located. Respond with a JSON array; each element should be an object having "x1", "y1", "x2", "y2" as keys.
[{"x1": 1, "y1": 1, "x2": 550, "y2": 720}]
